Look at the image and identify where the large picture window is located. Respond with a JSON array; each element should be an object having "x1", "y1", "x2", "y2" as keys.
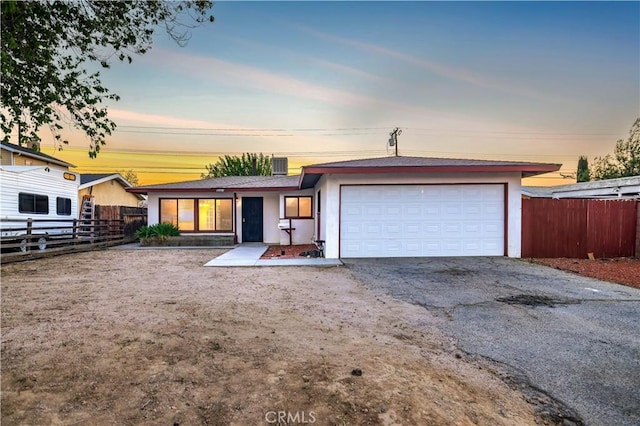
[
  {"x1": 285, "y1": 196, "x2": 312, "y2": 218},
  {"x1": 19, "y1": 193, "x2": 49, "y2": 214},
  {"x1": 160, "y1": 198, "x2": 232, "y2": 232},
  {"x1": 198, "y1": 199, "x2": 233, "y2": 231}
]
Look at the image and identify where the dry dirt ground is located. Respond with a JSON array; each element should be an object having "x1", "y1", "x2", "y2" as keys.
[
  {"x1": 532, "y1": 257, "x2": 640, "y2": 289},
  {"x1": 2, "y1": 249, "x2": 546, "y2": 425}
]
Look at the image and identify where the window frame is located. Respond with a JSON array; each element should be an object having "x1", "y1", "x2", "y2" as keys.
[
  {"x1": 18, "y1": 192, "x2": 49, "y2": 214},
  {"x1": 284, "y1": 196, "x2": 313, "y2": 219},
  {"x1": 159, "y1": 198, "x2": 233, "y2": 232},
  {"x1": 56, "y1": 197, "x2": 72, "y2": 216}
]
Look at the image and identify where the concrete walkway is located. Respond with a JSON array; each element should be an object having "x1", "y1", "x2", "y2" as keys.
[{"x1": 204, "y1": 244, "x2": 343, "y2": 267}]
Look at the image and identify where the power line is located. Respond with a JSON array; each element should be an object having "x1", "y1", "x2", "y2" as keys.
[
  {"x1": 109, "y1": 126, "x2": 619, "y2": 141},
  {"x1": 116, "y1": 130, "x2": 295, "y2": 137},
  {"x1": 405, "y1": 127, "x2": 616, "y2": 136},
  {"x1": 117, "y1": 125, "x2": 391, "y2": 131},
  {"x1": 116, "y1": 124, "x2": 617, "y2": 136}
]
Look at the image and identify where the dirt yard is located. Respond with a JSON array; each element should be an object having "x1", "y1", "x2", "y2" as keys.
[
  {"x1": 533, "y1": 257, "x2": 640, "y2": 289},
  {"x1": 2, "y1": 249, "x2": 543, "y2": 425}
]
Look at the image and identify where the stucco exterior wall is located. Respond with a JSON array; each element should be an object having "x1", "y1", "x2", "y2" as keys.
[
  {"x1": 318, "y1": 172, "x2": 522, "y2": 259},
  {"x1": 146, "y1": 190, "x2": 314, "y2": 245},
  {"x1": 79, "y1": 180, "x2": 141, "y2": 207},
  {"x1": 277, "y1": 189, "x2": 315, "y2": 245},
  {"x1": 315, "y1": 175, "x2": 329, "y2": 243}
]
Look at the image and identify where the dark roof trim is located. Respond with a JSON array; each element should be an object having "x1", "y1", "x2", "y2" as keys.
[
  {"x1": 299, "y1": 164, "x2": 561, "y2": 188},
  {"x1": 303, "y1": 164, "x2": 560, "y2": 175},
  {"x1": 127, "y1": 186, "x2": 299, "y2": 194}
]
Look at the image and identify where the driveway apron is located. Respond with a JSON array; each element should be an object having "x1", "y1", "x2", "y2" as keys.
[{"x1": 344, "y1": 257, "x2": 640, "y2": 426}]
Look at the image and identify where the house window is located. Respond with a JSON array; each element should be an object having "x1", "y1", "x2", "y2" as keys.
[
  {"x1": 198, "y1": 199, "x2": 233, "y2": 231},
  {"x1": 56, "y1": 197, "x2": 72, "y2": 215},
  {"x1": 18, "y1": 193, "x2": 49, "y2": 214},
  {"x1": 285, "y1": 196, "x2": 312, "y2": 218},
  {"x1": 160, "y1": 199, "x2": 194, "y2": 231},
  {"x1": 160, "y1": 198, "x2": 232, "y2": 232}
]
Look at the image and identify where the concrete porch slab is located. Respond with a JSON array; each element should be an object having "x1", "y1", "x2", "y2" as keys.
[{"x1": 204, "y1": 244, "x2": 342, "y2": 267}]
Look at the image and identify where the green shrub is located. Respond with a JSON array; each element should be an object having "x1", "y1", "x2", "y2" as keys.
[
  {"x1": 152, "y1": 222, "x2": 180, "y2": 237},
  {"x1": 134, "y1": 225, "x2": 152, "y2": 240},
  {"x1": 135, "y1": 223, "x2": 180, "y2": 241}
]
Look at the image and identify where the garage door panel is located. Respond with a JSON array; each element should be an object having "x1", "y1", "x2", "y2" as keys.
[
  {"x1": 404, "y1": 204, "x2": 422, "y2": 218},
  {"x1": 405, "y1": 223, "x2": 422, "y2": 234},
  {"x1": 485, "y1": 204, "x2": 501, "y2": 215},
  {"x1": 366, "y1": 205, "x2": 382, "y2": 216},
  {"x1": 386, "y1": 205, "x2": 402, "y2": 216},
  {"x1": 463, "y1": 204, "x2": 482, "y2": 217},
  {"x1": 464, "y1": 223, "x2": 482, "y2": 233},
  {"x1": 423, "y1": 206, "x2": 441, "y2": 217},
  {"x1": 340, "y1": 184, "x2": 504, "y2": 258}
]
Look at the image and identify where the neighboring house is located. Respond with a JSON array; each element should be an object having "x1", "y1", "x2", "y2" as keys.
[
  {"x1": 79, "y1": 174, "x2": 145, "y2": 207},
  {"x1": 129, "y1": 156, "x2": 559, "y2": 259},
  {"x1": 522, "y1": 176, "x2": 640, "y2": 199},
  {"x1": 1, "y1": 141, "x2": 73, "y2": 170}
]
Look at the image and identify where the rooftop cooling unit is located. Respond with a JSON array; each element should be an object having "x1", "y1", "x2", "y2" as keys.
[{"x1": 272, "y1": 157, "x2": 288, "y2": 176}]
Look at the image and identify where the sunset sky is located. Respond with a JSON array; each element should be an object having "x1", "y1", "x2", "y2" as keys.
[{"x1": 30, "y1": 1, "x2": 640, "y2": 186}]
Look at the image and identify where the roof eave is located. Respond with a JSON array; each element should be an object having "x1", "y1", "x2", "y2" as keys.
[
  {"x1": 301, "y1": 164, "x2": 561, "y2": 181},
  {"x1": 127, "y1": 185, "x2": 300, "y2": 195},
  {"x1": 1, "y1": 144, "x2": 76, "y2": 168},
  {"x1": 79, "y1": 174, "x2": 132, "y2": 190}
]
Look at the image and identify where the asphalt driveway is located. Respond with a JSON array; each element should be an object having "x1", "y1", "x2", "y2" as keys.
[{"x1": 344, "y1": 257, "x2": 640, "y2": 426}]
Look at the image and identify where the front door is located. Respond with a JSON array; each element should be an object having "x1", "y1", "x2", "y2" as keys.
[{"x1": 242, "y1": 197, "x2": 263, "y2": 242}]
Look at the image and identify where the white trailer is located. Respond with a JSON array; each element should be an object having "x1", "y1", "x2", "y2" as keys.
[{"x1": 1, "y1": 165, "x2": 80, "y2": 251}]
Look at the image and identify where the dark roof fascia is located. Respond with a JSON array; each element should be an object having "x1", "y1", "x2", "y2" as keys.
[
  {"x1": 300, "y1": 164, "x2": 561, "y2": 186},
  {"x1": 80, "y1": 173, "x2": 114, "y2": 185},
  {"x1": 129, "y1": 162, "x2": 562, "y2": 193},
  {"x1": 127, "y1": 185, "x2": 300, "y2": 195},
  {"x1": 302, "y1": 164, "x2": 560, "y2": 175}
]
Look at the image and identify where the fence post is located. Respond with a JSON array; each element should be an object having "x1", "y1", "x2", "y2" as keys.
[
  {"x1": 26, "y1": 218, "x2": 33, "y2": 252},
  {"x1": 636, "y1": 201, "x2": 640, "y2": 258}
]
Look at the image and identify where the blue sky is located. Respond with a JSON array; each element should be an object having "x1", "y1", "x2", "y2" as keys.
[{"x1": 45, "y1": 1, "x2": 640, "y2": 184}]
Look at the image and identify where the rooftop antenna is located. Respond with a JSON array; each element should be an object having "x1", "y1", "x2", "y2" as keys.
[{"x1": 388, "y1": 127, "x2": 402, "y2": 156}]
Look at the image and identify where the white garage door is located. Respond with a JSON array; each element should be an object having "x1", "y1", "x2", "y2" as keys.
[{"x1": 340, "y1": 184, "x2": 504, "y2": 258}]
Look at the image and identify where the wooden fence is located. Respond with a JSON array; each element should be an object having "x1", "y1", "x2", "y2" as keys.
[
  {"x1": 95, "y1": 205, "x2": 147, "y2": 240},
  {"x1": 1, "y1": 218, "x2": 125, "y2": 261},
  {"x1": 1, "y1": 207, "x2": 147, "y2": 263},
  {"x1": 522, "y1": 198, "x2": 638, "y2": 258}
]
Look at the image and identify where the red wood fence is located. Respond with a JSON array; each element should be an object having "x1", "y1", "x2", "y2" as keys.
[{"x1": 522, "y1": 198, "x2": 638, "y2": 258}]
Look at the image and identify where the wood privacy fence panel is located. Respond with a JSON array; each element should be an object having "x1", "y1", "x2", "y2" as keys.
[
  {"x1": 522, "y1": 199, "x2": 637, "y2": 258},
  {"x1": 95, "y1": 205, "x2": 147, "y2": 239}
]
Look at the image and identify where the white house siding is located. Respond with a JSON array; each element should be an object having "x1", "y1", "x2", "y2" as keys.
[
  {"x1": 316, "y1": 172, "x2": 522, "y2": 259},
  {"x1": 235, "y1": 192, "x2": 280, "y2": 244},
  {"x1": 314, "y1": 175, "x2": 329, "y2": 244},
  {"x1": 147, "y1": 191, "x2": 315, "y2": 245},
  {"x1": 278, "y1": 189, "x2": 315, "y2": 245}
]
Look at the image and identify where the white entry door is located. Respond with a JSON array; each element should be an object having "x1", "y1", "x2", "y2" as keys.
[{"x1": 340, "y1": 184, "x2": 505, "y2": 258}]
